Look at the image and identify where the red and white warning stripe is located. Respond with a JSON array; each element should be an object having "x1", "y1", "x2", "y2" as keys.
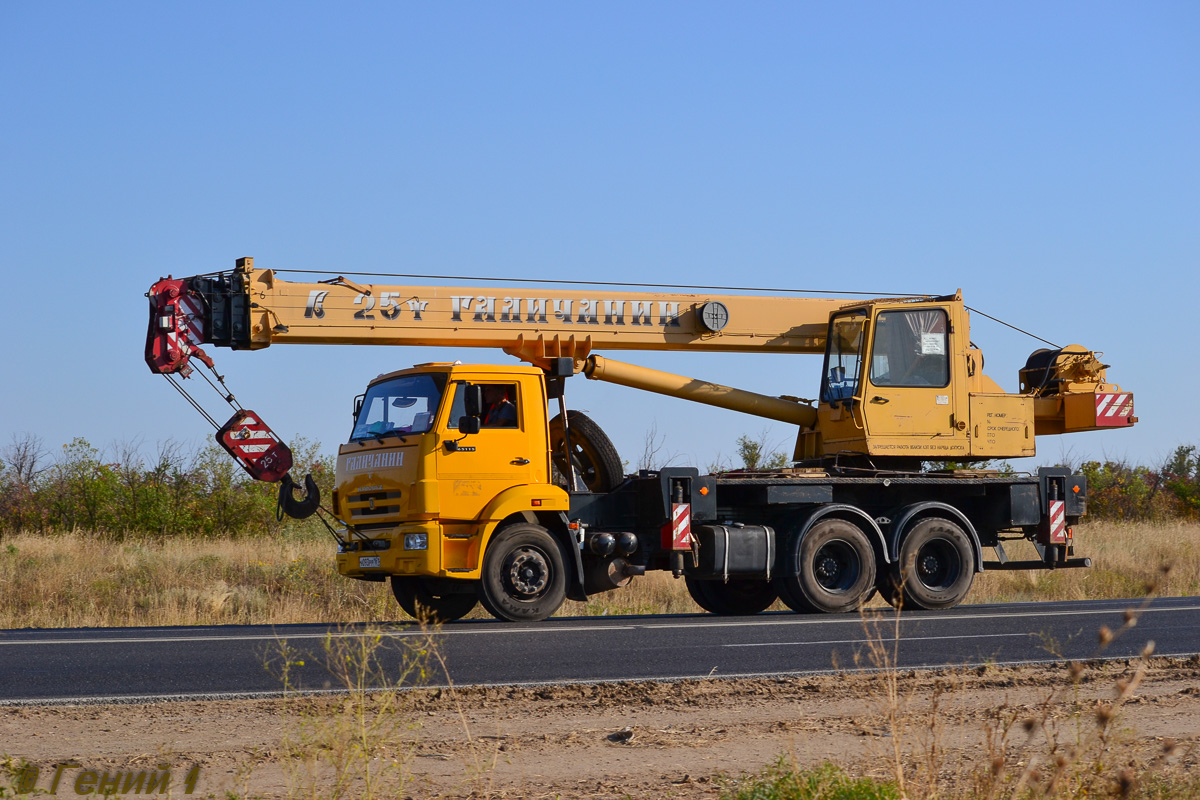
[
  {"x1": 660, "y1": 502, "x2": 693, "y2": 550},
  {"x1": 177, "y1": 294, "x2": 205, "y2": 346},
  {"x1": 1046, "y1": 499, "x2": 1066, "y2": 544},
  {"x1": 672, "y1": 502, "x2": 692, "y2": 549},
  {"x1": 221, "y1": 412, "x2": 282, "y2": 461},
  {"x1": 162, "y1": 294, "x2": 205, "y2": 357},
  {"x1": 1095, "y1": 393, "x2": 1133, "y2": 426},
  {"x1": 217, "y1": 410, "x2": 294, "y2": 482}
]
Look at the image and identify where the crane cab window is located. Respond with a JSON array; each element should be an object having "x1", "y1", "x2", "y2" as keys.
[
  {"x1": 869, "y1": 309, "x2": 950, "y2": 388},
  {"x1": 821, "y1": 312, "x2": 866, "y2": 404},
  {"x1": 351, "y1": 373, "x2": 447, "y2": 440},
  {"x1": 447, "y1": 383, "x2": 520, "y2": 429}
]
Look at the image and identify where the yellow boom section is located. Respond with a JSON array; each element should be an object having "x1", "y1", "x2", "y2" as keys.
[
  {"x1": 583, "y1": 355, "x2": 818, "y2": 427},
  {"x1": 240, "y1": 260, "x2": 867, "y2": 365}
]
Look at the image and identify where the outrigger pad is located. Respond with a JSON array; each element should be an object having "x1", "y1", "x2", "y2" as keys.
[{"x1": 217, "y1": 409, "x2": 294, "y2": 483}]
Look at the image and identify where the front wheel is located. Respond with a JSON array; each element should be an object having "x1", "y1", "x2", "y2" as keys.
[
  {"x1": 685, "y1": 576, "x2": 777, "y2": 615},
  {"x1": 891, "y1": 517, "x2": 975, "y2": 610},
  {"x1": 777, "y1": 518, "x2": 877, "y2": 614},
  {"x1": 391, "y1": 577, "x2": 478, "y2": 622},
  {"x1": 478, "y1": 523, "x2": 568, "y2": 622}
]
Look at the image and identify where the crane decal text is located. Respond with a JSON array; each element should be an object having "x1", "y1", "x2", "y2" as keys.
[
  {"x1": 342, "y1": 452, "x2": 405, "y2": 473},
  {"x1": 451, "y1": 296, "x2": 681, "y2": 327},
  {"x1": 309, "y1": 290, "x2": 685, "y2": 328}
]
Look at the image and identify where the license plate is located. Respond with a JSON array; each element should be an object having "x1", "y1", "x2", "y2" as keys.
[{"x1": 358, "y1": 556, "x2": 381, "y2": 569}]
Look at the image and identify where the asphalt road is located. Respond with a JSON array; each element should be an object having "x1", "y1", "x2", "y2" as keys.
[{"x1": 2, "y1": 597, "x2": 1196, "y2": 704}]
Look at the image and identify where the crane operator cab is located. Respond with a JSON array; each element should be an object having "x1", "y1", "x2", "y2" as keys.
[{"x1": 802, "y1": 296, "x2": 1028, "y2": 464}]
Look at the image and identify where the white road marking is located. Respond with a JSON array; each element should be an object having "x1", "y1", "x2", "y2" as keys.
[
  {"x1": 636, "y1": 603, "x2": 1200, "y2": 631},
  {"x1": 0, "y1": 602, "x2": 1196, "y2": 648},
  {"x1": 725, "y1": 632, "x2": 1033, "y2": 648}
]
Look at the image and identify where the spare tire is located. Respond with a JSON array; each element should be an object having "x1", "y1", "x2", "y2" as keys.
[{"x1": 548, "y1": 410, "x2": 623, "y2": 493}]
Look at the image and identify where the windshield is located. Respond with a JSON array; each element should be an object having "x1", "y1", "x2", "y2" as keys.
[
  {"x1": 351, "y1": 374, "x2": 447, "y2": 441},
  {"x1": 821, "y1": 312, "x2": 866, "y2": 403}
]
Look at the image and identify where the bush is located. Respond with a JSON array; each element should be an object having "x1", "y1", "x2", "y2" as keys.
[
  {"x1": 723, "y1": 759, "x2": 898, "y2": 800},
  {"x1": 1162, "y1": 445, "x2": 1200, "y2": 518},
  {"x1": 0, "y1": 433, "x2": 334, "y2": 538},
  {"x1": 1076, "y1": 450, "x2": 1198, "y2": 522}
]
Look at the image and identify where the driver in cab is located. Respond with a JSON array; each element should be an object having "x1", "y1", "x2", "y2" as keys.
[{"x1": 481, "y1": 385, "x2": 518, "y2": 428}]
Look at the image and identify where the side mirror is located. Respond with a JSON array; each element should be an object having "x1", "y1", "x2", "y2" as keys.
[
  {"x1": 353, "y1": 394, "x2": 364, "y2": 423},
  {"x1": 458, "y1": 416, "x2": 481, "y2": 435},
  {"x1": 463, "y1": 385, "x2": 484, "y2": 418}
]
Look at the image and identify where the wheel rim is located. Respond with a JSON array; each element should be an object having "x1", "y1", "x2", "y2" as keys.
[
  {"x1": 812, "y1": 539, "x2": 861, "y2": 593},
  {"x1": 914, "y1": 538, "x2": 960, "y2": 591},
  {"x1": 504, "y1": 546, "x2": 551, "y2": 599},
  {"x1": 554, "y1": 443, "x2": 600, "y2": 491}
]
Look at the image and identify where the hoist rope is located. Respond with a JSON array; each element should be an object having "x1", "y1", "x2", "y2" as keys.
[
  {"x1": 196, "y1": 364, "x2": 242, "y2": 411},
  {"x1": 964, "y1": 306, "x2": 1060, "y2": 348},
  {"x1": 164, "y1": 375, "x2": 221, "y2": 429},
  {"x1": 274, "y1": 268, "x2": 929, "y2": 298}
]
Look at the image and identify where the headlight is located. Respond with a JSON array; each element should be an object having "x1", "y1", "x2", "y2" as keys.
[{"x1": 404, "y1": 533, "x2": 428, "y2": 551}]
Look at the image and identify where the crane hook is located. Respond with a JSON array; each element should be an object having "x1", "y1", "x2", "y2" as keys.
[{"x1": 278, "y1": 473, "x2": 321, "y2": 520}]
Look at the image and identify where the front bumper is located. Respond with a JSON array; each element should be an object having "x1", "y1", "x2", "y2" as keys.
[{"x1": 336, "y1": 521, "x2": 442, "y2": 579}]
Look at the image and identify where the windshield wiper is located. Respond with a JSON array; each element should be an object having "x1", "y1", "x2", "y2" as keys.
[{"x1": 353, "y1": 431, "x2": 408, "y2": 446}]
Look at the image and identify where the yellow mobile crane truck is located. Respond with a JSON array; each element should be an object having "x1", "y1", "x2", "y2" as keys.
[{"x1": 146, "y1": 258, "x2": 1135, "y2": 622}]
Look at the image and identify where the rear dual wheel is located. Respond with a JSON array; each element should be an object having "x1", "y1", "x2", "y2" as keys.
[
  {"x1": 776, "y1": 518, "x2": 877, "y2": 614},
  {"x1": 685, "y1": 576, "x2": 777, "y2": 615},
  {"x1": 880, "y1": 517, "x2": 975, "y2": 611}
]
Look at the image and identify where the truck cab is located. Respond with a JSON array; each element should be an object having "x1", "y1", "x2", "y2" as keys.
[{"x1": 333, "y1": 363, "x2": 569, "y2": 590}]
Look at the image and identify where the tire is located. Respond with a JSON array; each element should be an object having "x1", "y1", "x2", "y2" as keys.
[
  {"x1": 478, "y1": 523, "x2": 568, "y2": 622},
  {"x1": 548, "y1": 411, "x2": 623, "y2": 493},
  {"x1": 684, "y1": 576, "x2": 719, "y2": 613},
  {"x1": 685, "y1": 576, "x2": 777, "y2": 615},
  {"x1": 777, "y1": 518, "x2": 877, "y2": 614},
  {"x1": 390, "y1": 576, "x2": 418, "y2": 618},
  {"x1": 391, "y1": 577, "x2": 478, "y2": 622},
  {"x1": 876, "y1": 568, "x2": 904, "y2": 609},
  {"x1": 894, "y1": 517, "x2": 975, "y2": 610},
  {"x1": 772, "y1": 573, "x2": 815, "y2": 614}
]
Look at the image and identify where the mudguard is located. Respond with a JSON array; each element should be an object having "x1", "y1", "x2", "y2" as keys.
[{"x1": 888, "y1": 501, "x2": 984, "y2": 572}]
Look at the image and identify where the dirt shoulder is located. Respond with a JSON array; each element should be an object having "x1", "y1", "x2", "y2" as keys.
[{"x1": 3, "y1": 658, "x2": 1200, "y2": 798}]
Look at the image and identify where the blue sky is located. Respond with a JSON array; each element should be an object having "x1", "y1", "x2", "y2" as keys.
[{"x1": 1, "y1": 2, "x2": 1196, "y2": 472}]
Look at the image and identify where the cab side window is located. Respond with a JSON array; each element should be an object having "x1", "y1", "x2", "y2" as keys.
[
  {"x1": 446, "y1": 382, "x2": 520, "y2": 429},
  {"x1": 869, "y1": 309, "x2": 949, "y2": 388},
  {"x1": 480, "y1": 383, "x2": 519, "y2": 428}
]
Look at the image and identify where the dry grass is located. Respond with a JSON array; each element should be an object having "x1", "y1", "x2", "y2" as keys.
[
  {"x1": 0, "y1": 532, "x2": 396, "y2": 628},
  {"x1": 971, "y1": 519, "x2": 1200, "y2": 604},
  {"x1": 0, "y1": 520, "x2": 1196, "y2": 629}
]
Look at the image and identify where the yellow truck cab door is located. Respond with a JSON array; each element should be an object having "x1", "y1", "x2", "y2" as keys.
[
  {"x1": 861, "y1": 305, "x2": 968, "y2": 458},
  {"x1": 436, "y1": 377, "x2": 536, "y2": 523}
]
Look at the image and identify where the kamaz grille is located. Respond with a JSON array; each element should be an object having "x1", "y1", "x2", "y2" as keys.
[{"x1": 349, "y1": 491, "x2": 403, "y2": 520}]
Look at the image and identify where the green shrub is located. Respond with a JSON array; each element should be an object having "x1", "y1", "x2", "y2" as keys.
[
  {"x1": 0, "y1": 433, "x2": 334, "y2": 538},
  {"x1": 1162, "y1": 445, "x2": 1200, "y2": 518},
  {"x1": 723, "y1": 759, "x2": 898, "y2": 800}
]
